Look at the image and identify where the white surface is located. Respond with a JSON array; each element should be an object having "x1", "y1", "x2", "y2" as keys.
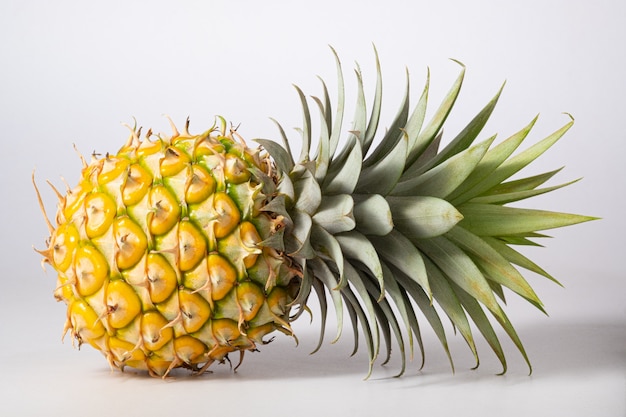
[{"x1": 1, "y1": 1, "x2": 625, "y2": 416}]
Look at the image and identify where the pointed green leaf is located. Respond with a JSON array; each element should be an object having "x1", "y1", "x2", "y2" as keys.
[
  {"x1": 386, "y1": 196, "x2": 464, "y2": 239},
  {"x1": 395, "y1": 136, "x2": 494, "y2": 198},
  {"x1": 344, "y1": 261, "x2": 381, "y2": 365},
  {"x1": 458, "y1": 117, "x2": 574, "y2": 199},
  {"x1": 323, "y1": 136, "x2": 363, "y2": 194},
  {"x1": 419, "y1": 82, "x2": 503, "y2": 173},
  {"x1": 446, "y1": 226, "x2": 543, "y2": 308},
  {"x1": 481, "y1": 168, "x2": 564, "y2": 196},
  {"x1": 483, "y1": 236, "x2": 560, "y2": 285},
  {"x1": 311, "y1": 194, "x2": 355, "y2": 234},
  {"x1": 421, "y1": 258, "x2": 479, "y2": 367},
  {"x1": 255, "y1": 138, "x2": 294, "y2": 174},
  {"x1": 470, "y1": 179, "x2": 581, "y2": 205},
  {"x1": 335, "y1": 231, "x2": 385, "y2": 301},
  {"x1": 310, "y1": 275, "x2": 329, "y2": 354},
  {"x1": 309, "y1": 258, "x2": 344, "y2": 344},
  {"x1": 362, "y1": 45, "x2": 383, "y2": 153},
  {"x1": 370, "y1": 229, "x2": 430, "y2": 297},
  {"x1": 417, "y1": 236, "x2": 504, "y2": 320},
  {"x1": 408, "y1": 63, "x2": 465, "y2": 168},
  {"x1": 293, "y1": 85, "x2": 312, "y2": 163},
  {"x1": 310, "y1": 96, "x2": 332, "y2": 182},
  {"x1": 310, "y1": 223, "x2": 345, "y2": 288},
  {"x1": 405, "y1": 69, "x2": 430, "y2": 162},
  {"x1": 328, "y1": 46, "x2": 345, "y2": 157},
  {"x1": 395, "y1": 272, "x2": 454, "y2": 371},
  {"x1": 450, "y1": 281, "x2": 507, "y2": 374},
  {"x1": 356, "y1": 133, "x2": 408, "y2": 195},
  {"x1": 459, "y1": 203, "x2": 597, "y2": 236},
  {"x1": 448, "y1": 116, "x2": 537, "y2": 204},
  {"x1": 352, "y1": 194, "x2": 393, "y2": 236},
  {"x1": 364, "y1": 69, "x2": 409, "y2": 164}
]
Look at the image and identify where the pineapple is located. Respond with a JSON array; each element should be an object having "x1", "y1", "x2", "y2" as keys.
[{"x1": 35, "y1": 49, "x2": 594, "y2": 378}]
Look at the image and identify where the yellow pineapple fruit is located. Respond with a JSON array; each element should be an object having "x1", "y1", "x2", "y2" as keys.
[{"x1": 35, "y1": 49, "x2": 595, "y2": 377}]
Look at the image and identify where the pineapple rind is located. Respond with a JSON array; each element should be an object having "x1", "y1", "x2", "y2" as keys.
[{"x1": 38, "y1": 121, "x2": 299, "y2": 377}]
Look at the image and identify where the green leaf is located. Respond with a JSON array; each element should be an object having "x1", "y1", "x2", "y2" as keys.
[
  {"x1": 293, "y1": 84, "x2": 312, "y2": 162},
  {"x1": 482, "y1": 236, "x2": 561, "y2": 285},
  {"x1": 395, "y1": 272, "x2": 453, "y2": 371},
  {"x1": 356, "y1": 133, "x2": 408, "y2": 195},
  {"x1": 352, "y1": 194, "x2": 394, "y2": 236},
  {"x1": 481, "y1": 168, "x2": 564, "y2": 196},
  {"x1": 310, "y1": 96, "x2": 332, "y2": 182},
  {"x1": 457, "y1": 117, "x2": 574, "y2": 199},
  {"x1": 363, "y1": 69, "x2": 409, "y2": 164},
  {"x1": 370, "y1": 229, "x2": 431, "y2": 298},
  {"x1": 323, "y1": 136, "x2": 363, "y2": 194},
  {"x1": 293, "y1": 168, "x2": 321, "y2": 216},
  {"x1": 421, "y1": 258, "x2": 479, "y2": 368},
  {"x1": 450, "y1": 281, "x2": 507, "y2": 374},
  {"x1": 336, "y1": 231, "x2": 385, "y2": 301},
  {"x1": 459, "y1": 203, "x2": 598, "y2": 236},
  {"x1": 407, "y1": 63, "x2": 465, "y2": 168},
  {"x1": 310, "y1": 275, "x2": 329, "y2": 354},
  {"x1": 469, "y1": 179, "x2": 580, "y2": 205},
  {"x1": 413, "y1": 82, "x2": 504, "y2": 175},
  {"x1": 309, "y1": 258, "x2": 344, "y2": 344},
  {"x1": 448, "y1": 116, "x2": 537, "y2": 204},
  {"x1": 405, "y1": 69, "x2": 430, "y2": 162},
  {"x1": 328, "y1": 46, "x2": 345, "y2": 157},
  {"x1": 446, "y1": 226, "x2": 543, "y2": 309},
  {"x1": 311, "y1": 194, "x2": 355, "y2": 234},
  {"x1": 310, "y1": 224, "x2": 346, "y2": 288},
  {"x1": 395, "y1": 136, "x2": 494, "y2": 198},
  {"x1": 255, "y1": 138, "x2": 294, "y2": 174},
  {"x1": 362, "y1": 45, "x2": 383, "y2": 154},
  {"x1": 386, "y1": 195, "x2": 464, "y2": 239},
  {"x1": 417, "y1": 236, "x2": 504, "y2": 320}
]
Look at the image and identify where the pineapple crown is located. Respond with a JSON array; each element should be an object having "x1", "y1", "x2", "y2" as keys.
[{"x1": 256, "y1": 46, "x2": 595, "y2": 377}]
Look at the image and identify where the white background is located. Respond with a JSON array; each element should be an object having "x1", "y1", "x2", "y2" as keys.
[{"x1": 1, "y1": 1, "x2": 624, "y2": 416}]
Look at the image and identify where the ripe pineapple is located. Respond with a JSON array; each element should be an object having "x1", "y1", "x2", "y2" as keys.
[{"x1": 35, "y1": 50, "x2": 594, "y2": 378}]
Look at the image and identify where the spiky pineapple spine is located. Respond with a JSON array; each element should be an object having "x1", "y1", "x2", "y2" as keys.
[{"x1": 35, "y1": 48, "x2": 595, "y2": 377}]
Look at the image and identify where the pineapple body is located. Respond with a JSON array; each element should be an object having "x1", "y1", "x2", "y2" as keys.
[
  {"x1": 36, "y1": 50, "x2": 595, "y2": 378},
  {"x1": 39, "y1": 120, "x2": 298, "y2": 376}
]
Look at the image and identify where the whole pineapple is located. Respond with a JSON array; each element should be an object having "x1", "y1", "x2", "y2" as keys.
[{"x1": 35, "y1": 49, "x2": 594, "y2": 377}]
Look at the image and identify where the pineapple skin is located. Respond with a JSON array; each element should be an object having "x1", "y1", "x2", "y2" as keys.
[{"x1": 37, "y1": 119, "x2": 299, "y2": 377}]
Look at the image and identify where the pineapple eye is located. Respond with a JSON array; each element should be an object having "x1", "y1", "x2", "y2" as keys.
[
  {"x1": 141, "y1": 311, "x2": 173, "y2": 351},
  {"x1": 207, "y1": 254, "x2": 237, "y2": 301},
  {"x1": 105, "y1": 279, "x2": 142, "y2": 329},
  {"x1": 69, "y1": 299, "x2": 106, "y2": 347},
  {"x1": 84, "y1": 192, "x2": 116, "y2": 238},
  {"x1": 145, "y1": 253, "x2": 178, "y2": 304},
  {"x1": 148, "y1": 185, "x2": 181, "y2": 236},
  {"x1": 122, "y1": 164, "x2": 153, "y2": 206},
  {"x1": 113, "y1": 216, "x2": 148, "y2": 270},
  {"x1": 51, "y1": 223, "x2": 80, "y2": 272},
  {"x1": 212, "y1": 192, "x2": 240, "y2": 238},
  {"x1": 160, "y1": 147, "x2": 191, "y2": 177},
  {"x1": 224, "y1": 154, "x2": 250, "y2": 184},
  {"x1": 73, "y1": 244, "x2": 109, "y2": 297},
  {"x1": 236, "y1": 282, "x2": 265, "y2": 322},
  {"x1": 173, "y1": 336, "x2": 207, "y2": 365},
  {"x1": 185, "y1": 164, "x2": 215, "y2": 204},
  {"x1": 178, "y1": 289, "x2": 211, "y2": 333},
  {"x1": 98, "y1": 156, "x2": 130, "y2": 186},
  {"x1": 177, "y1": 221, "x2": 206, "y2": 272}
]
